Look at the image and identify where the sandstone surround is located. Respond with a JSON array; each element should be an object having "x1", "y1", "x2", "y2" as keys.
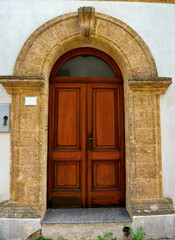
[{"x1": 0, "y1": 8, "x2": 174, "y2": 218}]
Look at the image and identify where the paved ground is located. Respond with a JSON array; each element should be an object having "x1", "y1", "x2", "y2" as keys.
[{"x1": 42, "y1": 207, "x2": 132, "y2": 224}]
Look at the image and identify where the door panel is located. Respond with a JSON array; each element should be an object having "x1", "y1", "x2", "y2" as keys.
[
  {"x1": 55, "y1": 88, "x2": 80, "y2": 148},
  {"x1": 92, "y1": 160, "x2": 119, "y2": 188},
  {"x1": 87, "y1": 84, "x2": 124, "y2": 207},
  {"x1": 54, "y1": 161, "x2": 80, "y2": 189},
  {"x1": 48, "y1": 83, "x2": 86, "y2": 208},
  {"x1": 48, "y1": 82, "x2": 124, "y2": 208},
  {"x1": 92, "y1": 88, "x2": 119, "y2": 149}
]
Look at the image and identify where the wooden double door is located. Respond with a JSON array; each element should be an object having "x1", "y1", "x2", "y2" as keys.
[{"x1": 48, "y1": 81, "x2": 125, "y2": 208}]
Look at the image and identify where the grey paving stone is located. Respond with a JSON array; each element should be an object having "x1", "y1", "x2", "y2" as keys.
[{"x1": 42, "y1": 207, "x2": 132, "y2": 224}]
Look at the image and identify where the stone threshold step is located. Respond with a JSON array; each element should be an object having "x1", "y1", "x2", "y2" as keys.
[{"x1": 42, "y1": 207, "x2": 132, "y2": 224}]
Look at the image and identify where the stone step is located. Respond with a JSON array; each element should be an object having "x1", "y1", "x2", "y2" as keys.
[{"x1": 42, "y1": 208, "x2": 132, "y2": 240}]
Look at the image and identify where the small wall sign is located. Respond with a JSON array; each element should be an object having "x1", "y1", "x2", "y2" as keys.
[{"x1": 25, "y1": 96, "x2": 37, "y2": 106}]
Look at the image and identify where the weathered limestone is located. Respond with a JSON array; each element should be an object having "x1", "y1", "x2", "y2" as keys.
[
  {"x1": 0, "y1": 76, "x2": 45, "y2": 216},
  {"x1": 14, "y1": 12, "x2": 157, "y2": 77},
  {"x1": 42, "y1": 222, "x2": 132, "y2": 240},
  {"x1": 127, "y1": 77, "x2": 173, "y2": 214},
  {"x1": 0, "y1": 200, "x2": 40, "y2": 218},
  {"x1": 26, "y1": 229, "x2": 42, "y2": 240},
  {"x1": 0, "y1": 9, "x2": 173, "y2": 219},
  {"x1": 78, "y1": 7, "x2": 95, "y2": 36}
]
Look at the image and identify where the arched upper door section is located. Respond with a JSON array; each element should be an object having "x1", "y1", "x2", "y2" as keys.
[{"x1": 50, "y1": 48, "x2": 122, "y2": 80}]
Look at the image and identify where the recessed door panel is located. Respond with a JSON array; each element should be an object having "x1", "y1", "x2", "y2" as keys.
[
  {"x1": 93, "y1": 89, "x2": 118, "y2": 149},
  {"x1": 55, "y1": 89, "x2": 80, "y2": 149},
  {"x1": 54, "y1": 161, "x2": 80, "y2": 189},
  {"x1": 92, "y1": 160, "x2": 120, "y2": 189}
]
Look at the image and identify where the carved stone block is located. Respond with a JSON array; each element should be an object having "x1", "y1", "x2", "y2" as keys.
[{"x1": 78, "y1": 7, "x2": 95, "y2": 36}]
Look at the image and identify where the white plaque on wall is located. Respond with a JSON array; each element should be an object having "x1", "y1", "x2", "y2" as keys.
[{"x1": 25, "y1": 96, "x2": 37, "y2": 106}]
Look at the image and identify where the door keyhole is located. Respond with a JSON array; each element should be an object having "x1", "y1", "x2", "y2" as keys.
[{"x1": 3, "y1": 116, "x2": 8, "y2": 126}]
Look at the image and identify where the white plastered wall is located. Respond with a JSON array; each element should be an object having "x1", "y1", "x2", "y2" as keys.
[{"x1": 0, "y1": 0, "x2": 175, "y2": 208}]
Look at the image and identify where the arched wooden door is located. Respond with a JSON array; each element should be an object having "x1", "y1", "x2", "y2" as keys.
[{"x1": 48, "y1": 48, "x2": 125, "y2": 208}]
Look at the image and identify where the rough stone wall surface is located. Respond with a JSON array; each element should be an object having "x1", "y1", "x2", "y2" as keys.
[
  {"x1": 130, "y1": 92, "x2": 161, "y2": 200},
  {"x1": 14, "y1": 12, "x2": 157, "y2": 78},
  {"x1": 11, "y1": 91, "x2": 45, "y2": 206},
  {"x1": 0, "y1": 77, "x2": 45, "y2": 216},
  {"x1": 127, "y1": 78, "x2": 173, "y2": 214},
  {"x1": 42, "y1": 222, "x2": 132, "y2": 240}
]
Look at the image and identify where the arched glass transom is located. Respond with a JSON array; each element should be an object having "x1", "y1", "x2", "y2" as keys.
[{"x1": 56, "y1": 55, "x2": 116, "y2": 77}]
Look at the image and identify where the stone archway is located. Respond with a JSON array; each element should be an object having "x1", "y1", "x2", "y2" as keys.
[
  {"x1": 14, "y1": 9, "x2": 157, "y2": 77},
  {"x1": 0, "y1": 7, "x2": 173, "y2": 218}
]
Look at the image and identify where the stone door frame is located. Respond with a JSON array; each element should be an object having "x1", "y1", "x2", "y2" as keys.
[{"x1": 0, "y1": 7, "x2": 173, "y2": 218}]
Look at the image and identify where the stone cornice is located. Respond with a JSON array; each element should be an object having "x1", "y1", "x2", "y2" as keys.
[
  {"x1": 0, "y1": 200, "x2": 41, "y2": 218},
  {"x1": 0, "y1": 75, "x2": 45, "y2": 93},
  {"x1": 132, "y1": 197, "x2": 175, "y2": 215},
  {"x1": 128, "y1": 77, "x2": 172, "y2": 94}
]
